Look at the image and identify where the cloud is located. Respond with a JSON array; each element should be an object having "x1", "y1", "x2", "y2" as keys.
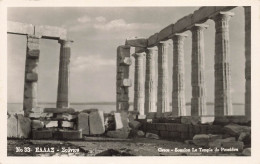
[
  {"x1": 71, "y1": 55, "x2": 115, "y2": 72},
  {"x1": 77, "y1": 15, "x2": 92, "y2": 23},
  {"x1": 94, "y1": 19, "x2": 160, "y2": 31},
  {"x1": 95, "y1": 16, "x2": 106, "y2": 22}
]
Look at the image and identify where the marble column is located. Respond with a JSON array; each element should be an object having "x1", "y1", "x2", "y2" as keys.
[
  {"x1": 23, "y1": 35, "x2": 40, "y2": 117},
  {"x1": 172, "y1": 33, "x2": 187, "y2": 117},
  {"x1": 57, "y1": 40, "x2": 73, "y2": 108},
  {"x1": 213, "y1": 12, "x2": 234, "y2": 116},
  {"x1": 116, "y1": 45, "x2": 131, "y2": 112},
  {"x1": 190, "y1": 24, "x2": 208, "y2": 116},
  {"x1": 244, "y1": 7, "x2": 251, "y2": 120},
  {"x1": 133, "y1": 50, "x2": 145, "y2": 117},
  {"x1": 145, "y1": 47, "x2": 157, "y2": 115},
  {"x1": 157, "y1": 41, "x2": 170, "y2": 116}
]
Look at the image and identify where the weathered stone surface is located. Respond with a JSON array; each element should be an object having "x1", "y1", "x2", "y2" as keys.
[
  {"x1": 54, "y1": 130, "x2": 82, "y2": 140},
  {"x1": 26, "y1": 72, "x2": 38, "y2": 82},
  {"x1": 43, "y1": 108, "x2": 75, "y2": 114},
  {"x1": 172, "y1": 33, "x2": 187, "y2": 116},
  {"x1": 238, "y1": 132, "x2": 251, "y2": 145},
  {"x1": 213, "y1": 12, "x2": 234, "y2": 116},
  {"x1": 56, "y1": 113, "x2": 76, "y2": 121},
  {"x1": 242, "y1": 148, "x2": 251, "y2": 156},
  {"x1": 193, "y1": 134, "x2": 222, "y2": 146},
  {"x1": 133, "y1": 51, "x2": 145, "y2": 115},
  {"x1": 32, "y1": 129, "x2": 53, "y2": 139},
  {"x1": 137, "y1": 130, "x2": 145, "y2": 137},
  {"x1": 221, "y1": 141, "x2": 244, "y2": 151},
  {"x1": 147, "y1": 33, "x2": 158, "y2": 47},
  {"x1": 31, "y1": 120, "x2": 44, "y2": 130},
  {"x1": 181, "y1": 116, "x2": 214, "y2": 125},
  {"x1": 106, "y1": 129, "x2": 130, "y2": 139},
  {"x1": 61, "y1": 121, "x2": 74, "y2": 128},
  {"x1": 208, "y1": 137, "x2": 236, "y2": 148},
  {"x1": 129, "y1": 120, "x2": 141, "y2": 130},
  {"x1": 158, "y1": 24, "x2": 173, "y2": 41},
  {"x1": 7, "y1": 21, "x2": 34, "y2": 35},
  {"x1": 17, "y1": 114, "x2": 31, "y2": 138},
  {"x1": 35, "y1": 25, "x2": 67, "y2": 40},
  {"x1": 89, "y1": 111, "x2": 105, "y2": 135},
  {"x1": 121, "y1": 79, "x2": 132, "y2": 87},
  {"x1": 145, "y1": 132, "x2": 159, "y2": 140},
  {"x1": 125, "y1": 37, "x2": 147, "y2": 48},
  {"x1": 157, "y1": 41, "x2": 170, "y2": 114},
  {"x1": 223, "y1": 124, "x2": 250, "y2": 137},
  {"x1": 173, "y1": 14, "x2": 192, "y2": 33},
  {"x1": 44, "y1": 121, "x2": 58, "y2": 128},
  {"x1": 29, "y1": 112, "x2": 53, "y2": 119},
  {"x1": 77, "y1": 113, "x2": 90, "y2": 135},
  {"x1": 7, "y1": 114, "x2": 17, "y2": 138},
  {"x1": 81, "y1": 108, "x2": 98, "y2": 113},
  {"x1": 114, "y1": 113, "x2": 123, "y2": 129}
]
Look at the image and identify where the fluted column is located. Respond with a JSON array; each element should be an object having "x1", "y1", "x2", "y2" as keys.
[
  {"x1": 23, "y1": 35, "x2": 40, "y2": 117},
  {"x1": 172, "y1": 33, "x2": 187, "y2": 117},
  {"x1": 145, "y1": 47, "x2": 157, "y2": 115},
  {"x1": 133, "y1": 50, "x2": 145, "y2": 117},
  {"x1": 157, "y1": 41, "x2": 170, "y2": 117},
  {"x1": 213, "y1": 12, "x2": 234, "y2": 116},
  {"x1": 244, "y1": 7, "x2": 251, "y2": 120},
  {"x1": 191, "y1": 24, "x2": 208, "y2": 116},
  {"x1": 57, "y1": 40, "x2": 73, "y2": 108}
]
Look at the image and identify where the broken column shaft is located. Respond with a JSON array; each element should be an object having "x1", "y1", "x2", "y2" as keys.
[
  {"x1": 57, "y1": 39, "x2": 73, "y2": 108},
  {"x1": 23, "y1": 35, "x2": 40, "y2": 117}
]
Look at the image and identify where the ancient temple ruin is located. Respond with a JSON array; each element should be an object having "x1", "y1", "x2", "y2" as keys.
[{"x1": 116, "y1": 6, "x2": 251, "y2": 121}]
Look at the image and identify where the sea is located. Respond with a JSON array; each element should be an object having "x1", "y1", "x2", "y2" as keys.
[{"x1": 7, "y1": 102, "x2": 245, "y2": 116}]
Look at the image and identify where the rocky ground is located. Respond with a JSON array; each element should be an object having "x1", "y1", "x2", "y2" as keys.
[{"x1": 8, "y1": 137, "x2": 249, "y2": 156}]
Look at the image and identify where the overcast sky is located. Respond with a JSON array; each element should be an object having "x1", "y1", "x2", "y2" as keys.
[{"x1": 7, "y1": 7, "x2": 246, "y2": 103}]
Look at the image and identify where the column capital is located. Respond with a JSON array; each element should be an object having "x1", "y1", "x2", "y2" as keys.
[
  {"x1": 58, "y1": 39, "x2": 73, "y2": 47},
  {"x1": 190, "y1": 24, "x2": 209, "y2": 31},
  {"x1": 27, "y1": 34, "x2": 41, "y2": 39},
  {"x1": 157, "y1": 40, "x2": 171, "y2": 47},
  {"x1": 212, "y1": 11, "x2": 234, "y2": 22},
  {"x1": 145, "y1": 46, "x2": 158, "y2": 53},
  {"x1": 171, "y1": 33, "x2": 188, "y2": 40},
  {"x1": 132, "y1": 52, "x2": 146, "y2": 58}
]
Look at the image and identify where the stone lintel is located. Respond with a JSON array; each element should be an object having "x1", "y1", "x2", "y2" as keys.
[
  {"x1": 125, "y1": 37, "x2": 148, "y2": 48},
  {"x1": 134, "y1": 47, "x2": 146, "y2": 54},
  {"x1": 158, "y1": 24, "x2": 174, "y2": 41},
  {"x1": 146, "y1": 6, "x2": 236, "y2": 46},
  {"x1": 147, "y1": 33, "x2": 159, "y2": 47},
  {"x1": 8, "y1": 21, "x2": 68, "y2": 40},
  {"x1": 7, "y1": 21, "x2": 34, "y2": 35},
  {"x1": 187, "y1": 23, "x2": 209, "y2": 31},
  {"x1": 35, "y1": 25, "x2": 67, "y2": 40}
]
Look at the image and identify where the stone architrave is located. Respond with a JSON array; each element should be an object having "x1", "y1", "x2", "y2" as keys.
[
  {"x1": 144, "y1": 47, "x2": 157, "y2": 115},
  {"x1": 133, "y1": 50, "x2": 146, "y2": 117},
  {"x1": 213, "y1": 12, "x2": 234, "y2": 116},
  {"x1": 23, "y1": 35, "x2": 40, "y2": 117},
  {"x1": 244, "y1": 7, "x2": 251, "y2": 120},
  {"x1": 116, "y1": 45, "x2": 131, "y2": 112},
  {"x1": 157, "y1": 41, "x2": 170, "y2": 116},
  {"x1": 57, "y1": 40, "x2": 73, "y2": 108},
  {"x1": 190, "y1": 24, "x2": 208, "y2": 116},
  {"x1": 172, "y1": 33, "x2": 188, "y2": 116}
]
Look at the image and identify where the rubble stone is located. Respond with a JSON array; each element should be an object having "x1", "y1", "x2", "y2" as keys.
[
  {"x1": 17, "y1": 114, "x2": 31, "y2": 138},
  {"x1": 114, "y1": 113, "x2": 123, "y2": 129},
  {"x1": 221, "y1": 141, "x2": 244, "y2": 151},
  {"x1": 208, "y1": 137, "x2": 236, "y2": 148},
  {"x1": 77, "y1": 113, "x2": 90, "y2": 135},
  {"x1": 106, "y1": 129, "x2": 130, "y2": 139},
  {"x1": 56, "y1": 113, "x2": 76, "y2": 121},
  {"x1": 145, "y1": 132, "x2": 159, "y2": 139},
  {"x1": 242, "y1": 148, "x2": 251, "y2": 156},
  {"x1": 193, "y1": 134, "x2": 222, "y2": 146},
  {"x1": 89, "y1": 111, "x2": 105, "y2": 135},
  {"x1": 44, "y1": 121, "x2": 58, "y2": 128},
  {"x1": 7, "y1": 114, "x2": 17, "y2": 138},
  {"x1": 129, "y1": 120, "x2": 141, "y2": 130},
  {"x1": 32, "y1": 129, "x2": 53, "y2": 139},
  {"x1": 31, "y1": 120, "x2": 44, "y2": 130},
  {"x1": 223, "y1": 124, "x2": 251, "y2": 137},
  {"x1": 61, "y1": 121, "x2": 74, "y2": 128},
  {"x1": 43, "y1": 108, "x2": 75, "y2": 114}
]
